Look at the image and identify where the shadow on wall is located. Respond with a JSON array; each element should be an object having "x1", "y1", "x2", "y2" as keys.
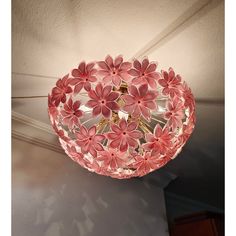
[{"x1": 12, "y1": 138, "x2": 169, "y2": 236}]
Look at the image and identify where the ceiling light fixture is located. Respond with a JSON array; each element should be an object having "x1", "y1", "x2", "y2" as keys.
[{"x1": 48, "y1": 55, "x2": 196, "y2": 179}]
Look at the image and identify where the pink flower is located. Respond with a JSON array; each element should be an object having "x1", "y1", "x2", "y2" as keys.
[
  {"x1": 178, "y1": 114, "x2": 195, "y2": 144},
  {"x1": 97, "y1": 55, "x2": 132, "y2": 88},
  {"x1": 164, "y1": 97, "x2": 184, "y2": 131},
  {"x1": 131, "y1": 152, "x2": 164, "y2": 175},
  {"x1": 70, "y1": 62, "x2": 97, "y2": 93},
  {"x1": 51, "y1": 122, "x2": 70, "y2": 143},
  {"x1": 75, "y1": 125, "x2": 105, "y2": 157},
  {"x1": 85, "y1": 159, "x2": 103, "y2": 174},
  {"x1": 122, "y1": 84, "x2": 158, "y2": 121},
  {"x1": 158, "y1": 68, "x2": 182, "y2": 98},
  {"x1": 51, "y1": 74, "x2": 73, "y2": 106},
  {"x1": 107, "y1": 119, "x2": 143, "y2": 152},
  {"x1": 181, "y1": 81, "x2": 195, "y2": 113},
  {"x1": 60, "y1": 98, "x2": 83, "y2": 130},
  {"x1": 142, "y1": 124, "x2": 173, "y2": 155},
  {"x1": 65, "y1": 145, "x2": 84, "y2": 163},
  {"x1": 48, "y1": 94, "x2": 59, "y2": 121},
  {"x1": 128, "y1": 58, "x2": 160, "y2": 89},
  {"x1": 86, "y1": 83, "x2": 120, "y2": 118},
  {"x1": 96, "y1": 148, "x2": 127, "y2": 170}
]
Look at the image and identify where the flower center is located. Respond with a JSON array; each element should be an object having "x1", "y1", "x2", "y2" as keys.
[
  {"x1": 112, "y1": 71, "x2": 116, "y2": 75},
  {"x1": 142, "y1": 73, "x2": 145, "y2": 76},
  {"x1": 111, "y1": 153, "x2": 114, "y2": 156},
  {"x1": 101, "y1": 100, "x2": 105, "y2": 104},
  {"x1": 89, "y1": 137, "x2": 92, "y2": 141},
  {"x1": 123, "y1": 132, "x2": 126, "y2": 135},
  {"x1": 138, "y1": 100, "x2": 141, "y2": 104}
]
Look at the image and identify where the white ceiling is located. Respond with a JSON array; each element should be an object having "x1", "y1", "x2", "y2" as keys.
[{"x1": 12, "y1": 0, "x2": 224, "y2": 208}]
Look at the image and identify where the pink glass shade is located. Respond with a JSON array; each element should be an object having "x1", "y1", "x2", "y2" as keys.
[{"x1": 48, "y1": 55, "x2": 196, "y2": 179}]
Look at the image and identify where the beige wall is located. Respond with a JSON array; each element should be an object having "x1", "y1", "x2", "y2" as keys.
[{"x1": 12, "y1": 138, "x2": 169, "y2": 236}]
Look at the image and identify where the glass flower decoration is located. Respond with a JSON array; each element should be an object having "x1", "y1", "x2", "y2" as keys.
[{"x1": 48, "y1": 55, "x2": 196, "y2": 179}]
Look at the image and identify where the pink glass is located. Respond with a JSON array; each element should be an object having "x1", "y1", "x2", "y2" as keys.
[{"x1": 48, "y1": 55, "x2": 196, "y2": 179}]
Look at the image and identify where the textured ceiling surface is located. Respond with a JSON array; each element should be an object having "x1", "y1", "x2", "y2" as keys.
[{"x1": 12, "y1": 0, "x2": 224, "y2": 208}]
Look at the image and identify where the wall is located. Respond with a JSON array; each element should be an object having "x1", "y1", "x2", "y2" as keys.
[
  {"x1": 164, "y1": 191, "x2": 224, "y2": 224},
  {"x1": 12, "y1": 138, "x2": 169, "y2": 236}
]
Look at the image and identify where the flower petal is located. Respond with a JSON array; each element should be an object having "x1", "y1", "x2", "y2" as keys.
[
  {"x1": 102, "y1": 85, "x2": 112, "y2": 98},
  {"x1": 154, "y1": 124, "x2": 162, "y2": 137},
  {"x1": 149, "y1": 72, "x2": 161, "y2": 80},
  {"x1": 103, "y1": 75, "x2": 113, "y2": 84},
  {"x1": 119, "y1": 119, "x2": 127, "y2": 130},
  {"x1": 102, "y1": 105, "x2": 111, "y2": 118},
  {"x1": 120, "y1": 138, "x2": 128, "y2": 152},
  {"x1": 140, "y1": 106, "x2": 150, "y2": 120},
  {"x1": 71, "y1": 69, "x2": 80, "y2": 78},
  {"x1": 112, "y1": 75, "x2": 121, "y2": 87},
  {"x1": 132, "y1": 105, "x2": 141, "y2": 117},
  {"x1": 139, "y1": 84, "x2": 148, "y2": 97},
  {"x1": 122, "y1": 94, "x2": 135, "y2": 105},
  {"x1": 114, "y1": 55, "x2": 123, "y2": 67},
  {"x1": 88, "y1": 126, "x2": 96, "y2": 136},
  {"x1": 89, "y1": 147, "x2": 97, "y2": 157},
  {"x1": 132, "y1": 76, "x2": 144, "y2": 85},
  {"x1": 119, "y1": 71, "x2": 131, "y2": 81},
  {"x1": 143, "y1": 101, "x2": 157, "y2": 110},
  {"x1": 97, "y1": 70, "x2": 110, "y2": 77},
  {"x1": 128, "y1": 85, "x2": 139, "y2": 97},
  {"x1": 120, "y1": 62, "x2": 132, "y2": 70},
  {"x1": 142, "y1": 142, "x2": 153, "y2": 151},
  {"x1": 79, "y1": 62, "x2": 86, "y2": 74},
  {"x1": 123, "y1": 104, "x2": 134, "y2": 113},
  {"x1": 84, "y1": 82, "x2": 91, "y2": 91},
  {"x1": 95, "y1": 83, "x2": 103, "y2": 97},
  {"x1": 129, "y1": 130, "x2": 143, "y2": 139},
  {"x1": 97, "y1": 61, "x2": 109, "y2": 70},
  {"x1": 128, "y1": 69, "x2": 139, "y2": 76},
  {"x1": 86, "y1": 100, "x2": 99, "y2": 108},
  {"x1": 74, "y1": 83, "x2": 83, "y2": 94},
  {"x1": 133, "y1": 59, "x2": 142, "y2": 70},
  {"x1": 107, "y1": 132, "x2": 119, "y2": 139},
  {"x1": 88, "y1": 75, "x2": 97, "y2": 82},
  {"x1": 146, "y1": 77, "x2": 157, "y2": 89},
  {"x1": 146, "y1": 63, "x2": 157, "y2": 73},
  {"x1": 142, "y1": 58, "x2": 149, "y2": 72},
  {"x1": 73, "y1": 100, "x2": 81, "y2": 110},
  {"x1": 75, "y1": 110, "x2": 83, "y2": 117},
  {"x1": 94, "y1": 134, "x2": 105, "y2": 142},
  {"x1": 70, "y1": 78, "x2": 83, "y2": 86},
  {"x1": 145, "y1": 133, "x2": 155, "y2": 142},
  {"x1": 94, "y1": 143, "x2": 104, "y2": 151},
  {"x1": 111, "y1": 124, "x2": 121, "y2": 133},
  {"x1": 105, "y1": 55, "x2": 114, "y2": 68},
  {"x1": 93, "y1": 105, "x2": 102, "y2": 116},
  {"x1": 143, "y1": 91, "x2": 158, "y2": 101},
  {"x1": 80, "y1": 126, "x2": 88, "y2": 136},
  {"x1": 158, "y1": 79, "x2": 168, "y2": 87},
  {"x1": 127, "y1": 137, "x2": 138, "y2": 147},
  {"x1": 86, "y1": 62, "x2": 95, "y2": 71},
  {"x1": 110, "y1": 139, "x2": 121, "y2": 149},
  {"x1": 106, "y1": 101, "x2": 119, "y2": 110},
  {"x1": 106, "y1": 91, "x2": 119, "y2": 101},
  {"x1": 127, "y1": 122, "x2": 138, "y2": 131}
]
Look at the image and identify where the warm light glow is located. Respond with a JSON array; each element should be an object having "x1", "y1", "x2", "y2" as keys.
[{"x1": 48, "y1": 55, "x2": 196, "y2": 179}]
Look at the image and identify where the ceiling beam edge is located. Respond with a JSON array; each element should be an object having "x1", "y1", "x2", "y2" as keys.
[{"x1": 132, "y1": 0, "x2": 222, "y2": 59}]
